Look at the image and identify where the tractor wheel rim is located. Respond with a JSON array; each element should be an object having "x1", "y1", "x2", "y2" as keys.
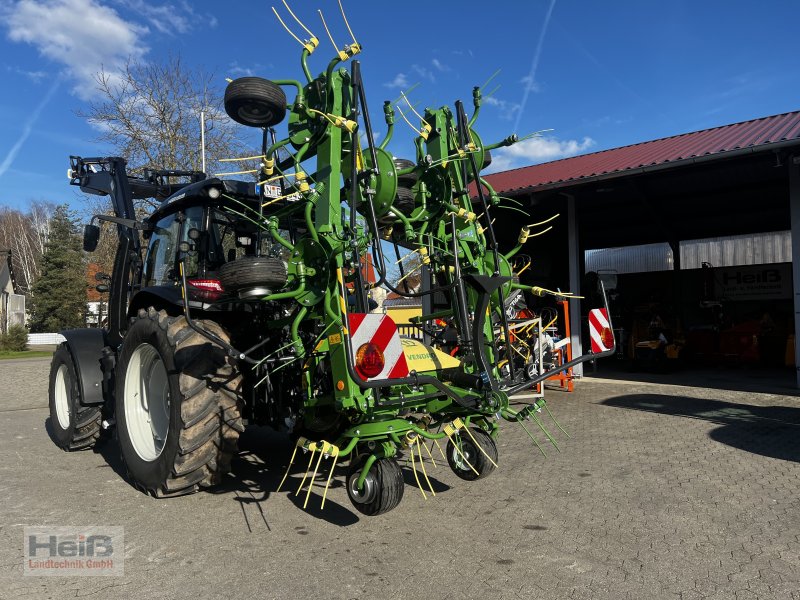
[
  {"x1": 54, "y1": 364, "x2": 71, "y2": 429},
  {"x1": 124, "y1": 343, "x2": 170, "y2": 461}
]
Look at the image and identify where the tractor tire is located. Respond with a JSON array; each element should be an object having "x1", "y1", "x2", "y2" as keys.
[
  {"x1": 224, "y1": 77, "x2": 287, "y2": 128},
  {"x1": 218, "y1": 256, "x2": 287, "y2": 292},
  {"x1": 347, "y1": 457, "x2": 404, "y2": 516},
  {"x1": 446, "y1": 427, "x2": 498, "y2": 481},
  {"x1": 48, "y1": 344, "x2": 102, "y2": 451},
  {"x1": 115, "y1": 307, "x2": 243, "y2": 497}
]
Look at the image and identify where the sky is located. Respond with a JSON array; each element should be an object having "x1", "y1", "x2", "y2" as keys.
[{"x1": 0, "y1": 0, "x2": 798, "y2": 213}]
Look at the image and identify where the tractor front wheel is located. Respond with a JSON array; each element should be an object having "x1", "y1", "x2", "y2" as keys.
[{"x1": 48, "y1": 344, "x2": 102, "y2": 451}]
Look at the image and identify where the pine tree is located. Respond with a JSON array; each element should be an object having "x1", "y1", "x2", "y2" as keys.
[{"x1": 29, "y1": 205, "x2": 87, "y2": 332}]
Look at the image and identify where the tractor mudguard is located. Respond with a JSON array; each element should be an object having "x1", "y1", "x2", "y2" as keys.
[{"x1": 59, "y1": 328, "x2": 109, "y2": 406}]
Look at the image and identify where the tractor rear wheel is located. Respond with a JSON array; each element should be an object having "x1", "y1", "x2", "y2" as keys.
[
  {"x1": 347, "y1": 457, "x2": 404, "y2": 516},
  {"x1": 115, "y1": 308, "x2": 243, "y2": 497},
  {"x1": 48, "y1": 344, "x2": 102, "y2": 451}
]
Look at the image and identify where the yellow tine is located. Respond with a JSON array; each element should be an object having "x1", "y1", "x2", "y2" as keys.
[
  {"x1": 432, "y1": 438, "x2": 447, "y2": 462},
  {"x1": 421, "y1": 436, "x2": 437, "y2": 468},
  {"x1": 320, "y1": 453, "x2": 339, "y2": 510},
  {"x1": 303, "y1": 445, "x2": 326, "y2": 509},
  {"x1": 295, "y1": 446, "x2": 317, "y2": 495},
  {"x1": 462, "y1": 426, "x2": 498, "y2": 468},
  {"x1": 416, "y1": 437, "x2": 435, "y2": 496},
  {"x1": 276, "y1": 444, "x2": 299, "y2": 492},
  {"x1": 444, "y1": 431, "x2": 479, "y2": 476},
  {"x1": 409, "y1": 441, "x2": 427, "y2": 500}
]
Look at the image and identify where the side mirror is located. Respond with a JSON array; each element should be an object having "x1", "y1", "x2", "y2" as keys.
[
  {"x1": 95, "y1": 284, "x2": 109, "y2": 293},
  {"x1": 83, "y1": 224, "x2": 100, "y2": 252}
]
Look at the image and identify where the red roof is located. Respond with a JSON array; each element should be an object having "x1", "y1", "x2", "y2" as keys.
[{"x1": 483, "y1": 110, "x2": 800, "y2": 194}]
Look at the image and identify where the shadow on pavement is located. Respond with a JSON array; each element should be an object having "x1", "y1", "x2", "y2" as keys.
[
  {"x1": 587, "y1": 361, "x2": 800, "y2": 396},
  {"x1": 602, "y1": 393, "x2": 800, "y2": 463}
]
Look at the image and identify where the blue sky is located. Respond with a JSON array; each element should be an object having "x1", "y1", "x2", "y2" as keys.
[{"x1": 0, "y1": 0, "x2": 798, "y2": 212}]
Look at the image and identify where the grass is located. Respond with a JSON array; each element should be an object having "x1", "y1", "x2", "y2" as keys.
[{"x1": 0, "y1": 350, "x2": 53, "y2": 360}]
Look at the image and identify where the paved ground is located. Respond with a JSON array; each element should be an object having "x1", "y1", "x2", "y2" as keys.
[{"x1": 1, "y1": 357, "x2": 799, "y2": 600}]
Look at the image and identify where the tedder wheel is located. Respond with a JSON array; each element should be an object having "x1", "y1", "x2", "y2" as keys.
[
  {"x1": 224, "y1": 77, "x2": 287, "y2": 128},
  {"x1": 346, "y1": 457, "x2": 404, "y2": 516},
  {"x1": 48, "y1": 344, "x2": 102, "y2": 451},
  {"x1": 218, "y1": 256, "x2": 287, "y2": 297},
  {"x1": 446, "y1": 427, "x2": 498, "y2": 481},
  {"x1": 115, "y1": 307, "x2": 243, "y2": 497}
]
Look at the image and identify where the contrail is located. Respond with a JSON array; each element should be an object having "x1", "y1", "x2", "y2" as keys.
[
  {"x1": 513, "y1": 0, "x2": 557, "y2": 134},
  {"x1": 0, "y1": 75, "x2": 61, "y2": 179}
]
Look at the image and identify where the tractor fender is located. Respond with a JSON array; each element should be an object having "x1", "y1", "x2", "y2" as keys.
[{"x1": 59, "y1": 328, "x2": 110, "y2": 407}]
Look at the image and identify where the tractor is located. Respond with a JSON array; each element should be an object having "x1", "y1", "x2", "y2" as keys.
[{"x1": 48, "y1": 6, "x2": 614, "y2": 515}]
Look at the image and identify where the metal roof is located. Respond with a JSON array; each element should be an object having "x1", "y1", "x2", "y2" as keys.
[{"x1": 483, "y1": 110, "x2": 800, "y2": 195}]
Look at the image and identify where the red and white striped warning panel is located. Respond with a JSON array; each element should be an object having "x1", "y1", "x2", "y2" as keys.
[
  {"x1": 588, "y1": 308, "x2": 615, "y2": 353},
  {"x1": 347, "y1": 314, "x2": 409, "y2": 381}
]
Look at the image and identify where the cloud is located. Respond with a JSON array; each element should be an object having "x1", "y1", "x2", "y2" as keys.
[
  {"x1": 0, "y1": 75, "x2": 61, "y2": 179},
  {"x1": 520, "y1": 75, "x2": 540, "y2": 94},
  {"x1": 484, "y1": 95, "x2": 521, "y2": 121},
  {"x1": 3, "y1": 0, "x2": 149, "y2": 99},
  {"x1": 384, "y1": 72, "x2": 409, "y2": 89},
  {"x1": 514, "y1": 0, "x2": 557, "y2": 133},
  {"x1": 227, "y1": 61, "x2": 273, "y2": 78},
  {"x1": 431, "y1": 58, "x2": 450, "y2": 73},
  {"x1": 486, "y1": 135, "x2": 595, "y2": 173},
  {"x1": 115, "y1": 0, "x2": 216, "y2": 35},
  {"x1": 4, "y1": 64, "x2": 47, "y2": 83},
  {"x1": 411, "y1": 64, "x2": 435, "y2": 83}
]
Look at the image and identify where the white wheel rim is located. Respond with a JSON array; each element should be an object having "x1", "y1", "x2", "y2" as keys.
[
  {"x1": 54, "y1": 364, "x2": 71, "y2": 429},
  {"x1": 124, "y1": 343, "x2": 171, "y2": 461}
]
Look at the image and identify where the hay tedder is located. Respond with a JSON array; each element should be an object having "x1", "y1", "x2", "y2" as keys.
[{"x1": 49, "y1": 3, "x2": 615, "y2": 515}]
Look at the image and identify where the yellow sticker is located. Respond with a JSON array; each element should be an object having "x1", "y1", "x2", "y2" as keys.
[{"x1": 328, "y1": 333, "x2": 342, "y2": 345}]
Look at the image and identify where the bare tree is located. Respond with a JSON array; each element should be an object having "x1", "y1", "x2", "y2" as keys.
[
  {"x1": 78, "y1": 55, "x2": 250, "y2": 207},
  {"x1": 0, "y1": 202, "x2": 56, "y2": 295}
]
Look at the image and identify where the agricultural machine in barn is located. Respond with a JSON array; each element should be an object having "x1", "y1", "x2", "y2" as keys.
[{"x1": 48, "y1": 3, "x2": 615, "y2": 515}]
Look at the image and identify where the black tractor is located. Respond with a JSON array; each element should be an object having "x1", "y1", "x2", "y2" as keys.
[{"x1": 49, "y1": 154, "x2": 301, "y2": 497}]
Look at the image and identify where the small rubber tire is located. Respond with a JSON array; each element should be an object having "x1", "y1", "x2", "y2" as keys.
[
  {"x1": 483, "y1": 150, "x2": 492, "y2": 170},
  {"x1": 115, "y1": 308, "x2": 244, "y2": 497},
  {"x1": 446, "y1": 427, "x2": 498, "y2": 481},
  {"x1": 347, "y1": 457, "x2": 404, "y2": 516},
  {"x1": 224, "y1": 77, "x2": 287, "y2": 128},
  {"x1": 48, "y1": 344, "x2": 102, "y2": 451},
  {"x1": 218, "y1": 256, "x2": 287, "y2": 291},
  {"x1": 393, "y1": 157, "x2": 418, "y2": 188},
  {"x1": 392, "y1": 186, "x2": 416, "y2": 217}
]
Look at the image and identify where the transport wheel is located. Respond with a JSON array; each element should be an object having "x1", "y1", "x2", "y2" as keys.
[
  {"x1": 48, "y1": 344, "x2": 102, "y2": 451},
  {"x1": 392, "y1": 186, "x2": 415, "y2": 217},
  {"x1": 218, "y1": 256, "x2": 287, "y2": 297},
  {"x1": 446, "y1": 427, "x2": 498, "y2": 481},
  {"x1": 115, "y1": 307, "x2": 243, "y2": 497},
  {"x1": 347, "y1": 457, "x2": 404, "y2": 516},
  {"x1": 224, "y1": 77, "x2": 287, "y2": 127},
  {"x1": 393, "y1": 157, "x2": 418, "y2": 188}
]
